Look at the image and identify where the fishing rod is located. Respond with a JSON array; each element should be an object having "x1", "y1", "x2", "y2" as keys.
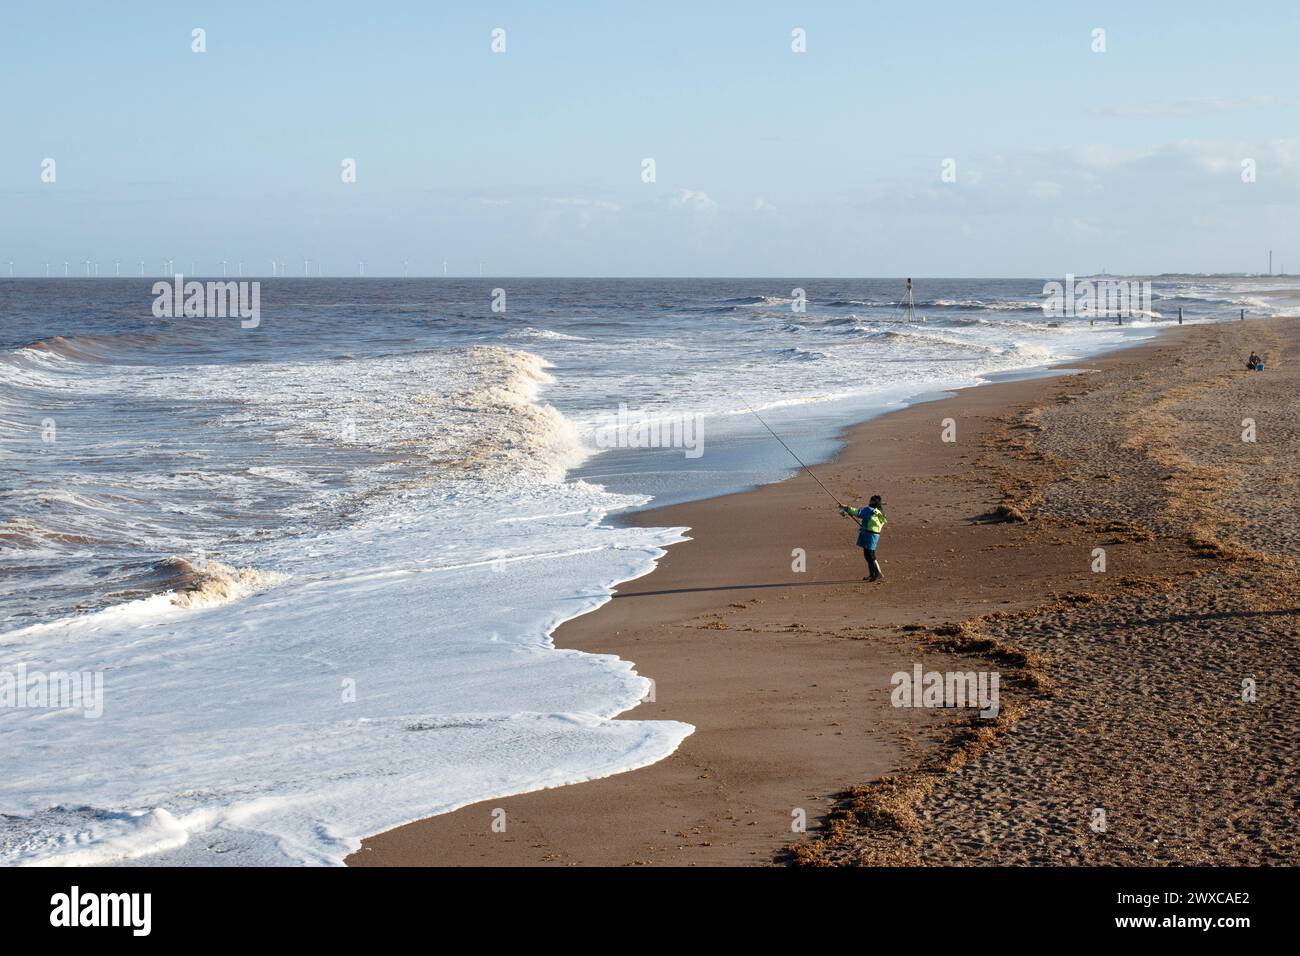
[
  {"x1": 739, "y1": 398, "x2": 860, "y2": 523},
  {"x1": 736, "y1": 279, "x2": 916, "y2": 523}
]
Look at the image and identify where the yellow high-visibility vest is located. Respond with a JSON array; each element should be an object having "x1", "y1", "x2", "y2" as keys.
[{"x1": 866, "y1": 509, "x2": 886, "y2": 534}]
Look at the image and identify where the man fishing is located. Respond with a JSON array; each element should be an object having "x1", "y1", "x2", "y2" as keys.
[
  {"x1": 735, "y1": 395, "x2": 888, "y2": 583},
  {"x1": 840, "y1": 496, "x2": 887, "y2": 582}
]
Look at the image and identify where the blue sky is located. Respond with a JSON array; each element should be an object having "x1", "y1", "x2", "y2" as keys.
[{"x1": 3, "y1": 1, "x2": 1299, "y2": 276}]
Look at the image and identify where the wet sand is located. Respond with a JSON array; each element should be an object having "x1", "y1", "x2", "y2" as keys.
[{"x1": 350, "y1": 317, "x2": 1298, "y2": 866}]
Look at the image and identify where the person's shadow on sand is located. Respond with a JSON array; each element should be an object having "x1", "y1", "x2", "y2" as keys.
[{"x1": 613, "y1": 580, "x2": 863, "y2": 599}]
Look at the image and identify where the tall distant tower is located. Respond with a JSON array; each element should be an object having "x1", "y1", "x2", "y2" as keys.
[{"x1": 1269, "y1": 250, "x2": 1273, "y2": 275}]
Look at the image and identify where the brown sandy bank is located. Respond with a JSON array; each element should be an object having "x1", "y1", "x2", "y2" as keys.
[
  {"x1": 796, "y1": 315, "x2": 1299, "y2": 866},
  {"x1": 350, "y1": 317, "x2": 1297, "y2": 866}
]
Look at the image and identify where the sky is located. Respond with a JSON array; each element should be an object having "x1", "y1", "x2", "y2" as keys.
[{"x1": 2, "y1": 0, "x2": 1299, "y2": 277}]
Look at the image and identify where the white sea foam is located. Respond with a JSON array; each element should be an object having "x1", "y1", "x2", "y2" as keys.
[
  {"x1": 0, "y1": 343, "x2": 694, "y2": 866},
  {"x1": 0, "y1": 484, "x2": 693, "y2": 866},
  {"x1": 508, "y1": 326, "x2": 590, "y2": 342}
]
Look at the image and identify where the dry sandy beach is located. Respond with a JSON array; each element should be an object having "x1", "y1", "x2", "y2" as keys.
[{"x1": 350, "y1": 316, "x2": 1298, "y2": 867}]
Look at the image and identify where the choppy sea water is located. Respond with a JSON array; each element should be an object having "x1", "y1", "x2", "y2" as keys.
[{"x1": 0, "y1": 276, "x2": 1290, "y2": 864}]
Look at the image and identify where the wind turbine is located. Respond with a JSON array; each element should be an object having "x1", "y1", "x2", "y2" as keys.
[
  {"x1": 221, "y1": 260, "x2": 228, "y2": 277},
  {"x1": 402, "y1": 259, "x2": 409, "y2": 278},
  {"x1": 138, "y1": 260, "x2": 145, "y2": 277},
  {"x1": 304, "y1": 258, "x2": 311, "y2": 277},
  {"x1": 442, "y1": 258, "x2": 448, "y2": 277},
  {"x1": 63, "y1": 261, "x2": 69, "y2": 277},
  {"x1": 114, "y1": 259, "x2": 120, "y2": 277},
  {"x1": 84, "y1": 258, "x2": 91, "y2": 278},
  {"x1": 271, "y1": 259, "x2": 278, "y2": 277},
  {"x1": 6, "y1": 261, "x2": 12, "y2": 278},
  {"x1": 45, "y1": 262, "x2": 50, "y2": 278},
  {"x1": 358, "y1": 259, "x2": 365, "y2": 277},
  {"x1": 237, "y1": 261, "x2": 243, "y2": 278}
]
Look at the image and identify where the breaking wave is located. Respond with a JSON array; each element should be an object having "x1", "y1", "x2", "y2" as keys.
[
  {"x1": 507, "y1": 327, "x2": 590, "y2": 342},
  {"x1": 144, "y1": 556, "x2": 288, "y2": 609},
  {"x1": 0, "y1": 557, "x2": 287, "y2": 643}
]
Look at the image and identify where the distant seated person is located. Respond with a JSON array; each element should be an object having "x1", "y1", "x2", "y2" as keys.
[{"x1": 1247, "y1": 351, "x2": 1263, "y2": 371}]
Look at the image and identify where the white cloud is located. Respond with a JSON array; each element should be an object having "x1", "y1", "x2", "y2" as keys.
[
  {"x1": 545, "y1": 197, "x2": 621, "y2": 212},
  {"x1": 671, "y1": 189, "x2": 717, "y2": 211},
  {"x1": 868, "y1": 138, "x2": 1300, "y2": 223},
  {"x1": 1070, "y1": 144, "x2": 1156, "y2": 170},
  {"x1": 532, "y1": 196, "x2": 622, "y2": 233}
]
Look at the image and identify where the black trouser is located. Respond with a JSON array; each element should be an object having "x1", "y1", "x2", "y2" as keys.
[{"x1": 862, "y1": 547, "x2": 883, "y2": 580}]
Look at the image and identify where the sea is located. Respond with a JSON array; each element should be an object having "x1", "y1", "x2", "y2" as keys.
[{"x1": 0, "y1": 275, "x2": 1290, "y2": 864}]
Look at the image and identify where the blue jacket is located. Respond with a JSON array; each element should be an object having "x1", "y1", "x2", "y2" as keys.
[{"x1": 844, "y1": 505, "x2": 885, "y2": 550}]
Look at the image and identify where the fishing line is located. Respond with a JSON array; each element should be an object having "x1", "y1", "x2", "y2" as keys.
[
  {"x1": 739, "y1": 280, "x2": 918, "y2": 524},
  {"x1": 739, "y1": 397, "x2": 860, "y2": 523}
]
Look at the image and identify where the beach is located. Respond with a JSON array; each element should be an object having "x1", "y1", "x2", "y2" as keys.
[
  {"x1": 351, "y1": 315, "x2": 1299, "y2": 867},
  {"x1": 4, "y1": 280, "x2": 1294, "y2": 867}
]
